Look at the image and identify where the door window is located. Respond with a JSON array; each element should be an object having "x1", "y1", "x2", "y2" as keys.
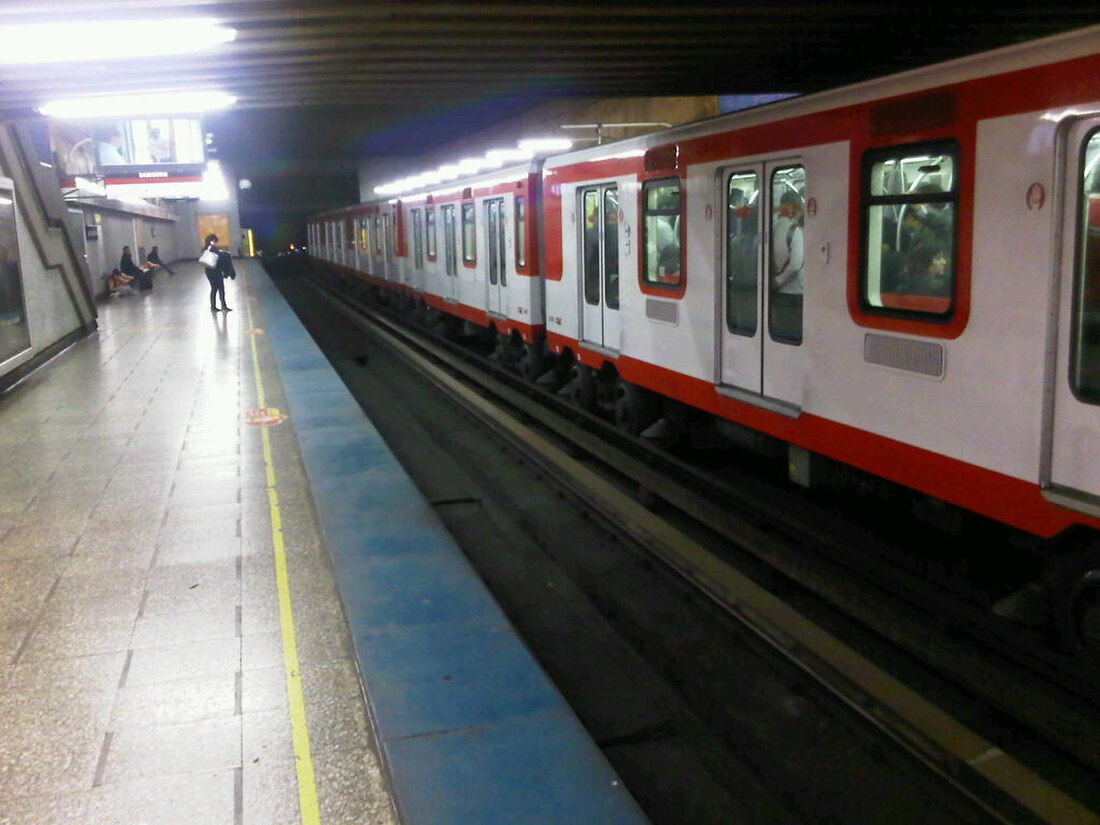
[
  {"x1": 462, "y1": 202, "x2": 476, "y2": 264},
  {"x1": 769, "y1": 165, "x2": 806, "y2": 345},
  {"x1": 412, "y1": 209, "x2": 424, "y2": 269},
  {"x1": 1073, "y1": 131, "x2": 1100, "y2": 403},
  {"x1": 426, "y1": 207, "x2": 437, "y2": 260},
  {"x1": 725, "y1": 171, "x2": 760, "y2": 336}
]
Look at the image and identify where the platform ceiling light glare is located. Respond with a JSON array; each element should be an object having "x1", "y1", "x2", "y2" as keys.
[
  {"x1": 0, "y1": 19, "x2": 236, "y2": 65},
  {"x1": 38, "y1": 91, "x2": 237, "y2": 119},
  {"x1": 485, "y1": 148, "x2": 534, "y2": 163},
  {"x1": 517, "y1": 138, "x2": 573, "y2": 153},
  {"x1": 373, "y1": 138, "x2": 575, "y2": 197}
]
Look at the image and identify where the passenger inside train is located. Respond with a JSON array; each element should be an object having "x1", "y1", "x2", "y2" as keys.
[
  {"x1": 726, "y1": 177, "x2": 760, "y2": 335},
  {"x1": 644, "y1": 182, "x2": 681, "y2": 285},
  {"x1": 866, "y1": 149, "x2": 957, "y2": 314},
  {"x1": 899, "y1": 244, "x2": 950, "y2": 297},
  {"x1": 770, "y1": 185, "x2": 805, "y2": 343}
]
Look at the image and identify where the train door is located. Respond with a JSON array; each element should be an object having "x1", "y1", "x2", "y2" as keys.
[
  {"x1": 442, "y1": 204, "x2": 458, "y2": 301},
  {"x1": 486, "y1": 198, "x2": 507, "y2": 315},
  {"x1": 579, "y1": 185, "x2": 621, "y2": 351},
  {"x1": 1048, "y1": 120, "x2": 1100, "y2": 505},
  {"x1": 718, "y1": 162, "x2": 805, "y2": 404}
]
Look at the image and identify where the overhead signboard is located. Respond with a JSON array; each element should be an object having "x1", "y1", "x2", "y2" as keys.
[{"x1": 51, "y1": 117, "x2": 207, "y2": 184}]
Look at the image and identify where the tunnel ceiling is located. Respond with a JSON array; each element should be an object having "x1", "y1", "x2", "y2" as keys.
[{"x1": 2, "y1": 1, "x2": 1100, "y2": 115}]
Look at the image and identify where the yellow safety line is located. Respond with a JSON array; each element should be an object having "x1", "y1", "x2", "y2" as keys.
[{"x1": 246, "y1": 294, "x2": 322, "y2": 825}]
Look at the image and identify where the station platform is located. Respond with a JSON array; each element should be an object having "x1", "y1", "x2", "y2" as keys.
[{"x1": 0, "y1": 259, "x2": 645, "y2": 825}]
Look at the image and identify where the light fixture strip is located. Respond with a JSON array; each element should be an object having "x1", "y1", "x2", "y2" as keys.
[
  {"x1": 38, "y1": 91, "x2": 237, "y2": 119},
  {"x1": 0, "y1": 18, "x2": 236, "y2": 65}
]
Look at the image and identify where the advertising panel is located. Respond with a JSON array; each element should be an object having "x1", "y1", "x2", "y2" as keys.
[{"x1": 51, "y1": 117, "x2": 206, "y2": 180}]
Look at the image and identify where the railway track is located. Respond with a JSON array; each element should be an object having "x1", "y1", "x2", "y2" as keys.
[{"x1": 271, "y1": 259, "x2": 1100, "y2": 823}]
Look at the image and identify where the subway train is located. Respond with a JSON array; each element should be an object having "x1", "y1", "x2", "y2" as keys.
[{"x1": 307, "y1": 25, "x2": 1100, "y2": 652}]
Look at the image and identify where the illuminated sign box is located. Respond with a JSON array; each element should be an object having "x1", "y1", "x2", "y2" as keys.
[{"x1": 51, "y1": 117, "x2": 206, "y2": 179}]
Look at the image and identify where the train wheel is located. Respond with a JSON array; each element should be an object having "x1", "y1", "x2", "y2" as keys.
[
  {"x1": 613, "y1": 378, "x2": 660, "y2": 435},
  {"x1": 1072, "y1": 574, "x2": 1100, "y2": 656},
  {"x1": 1051, "y1": 547, "x2": 1100, "y2": 656},
  {"x1": 570, "y1": 364, "x2": 597, "y2": 412},
  {"x1": 519, "y1": 341, "x2": 546, "y2": 383}
]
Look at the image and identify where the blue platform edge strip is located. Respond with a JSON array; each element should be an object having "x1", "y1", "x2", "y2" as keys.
[{"x1": 252, "y1": 271, "x2": 648, "y2": 825}]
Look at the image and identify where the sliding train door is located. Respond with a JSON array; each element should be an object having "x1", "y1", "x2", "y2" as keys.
[
  {"x1": 1048, "y1": 117, "x2": 1100, "y2": 509},
  {"x1": 486, "y1": 197, "x2": 507, "y2": 316},
  {"x1": 718, "y1": 161, "x2": 806, "y2": 407},
  {"x1": 578, "y1": 185, "x2": 621, "y2": 352}
]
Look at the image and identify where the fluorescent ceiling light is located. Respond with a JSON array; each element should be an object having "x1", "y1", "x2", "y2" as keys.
[
  {"x1": 0, "y1": 18, "x2": 235, "y2": 65},
  {"x1": 485, "y1": 148, "x2": 534, "y2": 163},
  {"x1": 39, "y1": 91, "x2": 236, "y2": 119},
  {"x1": 518, "y1": 138, "x2": 573, "y2": 154}
]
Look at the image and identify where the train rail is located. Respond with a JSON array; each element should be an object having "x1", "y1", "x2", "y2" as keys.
[{"x1": 276, "y1": 260, "x2": 1100, "y2": 823}]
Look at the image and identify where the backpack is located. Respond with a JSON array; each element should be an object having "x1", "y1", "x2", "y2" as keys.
[{"x1": 217, "y1": 251, "x2": 236, "y2": 279}]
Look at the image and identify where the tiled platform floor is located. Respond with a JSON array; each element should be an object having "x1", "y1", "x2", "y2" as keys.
[{"x1": 0, "y1": 262, "x2": 396, "y2": 825}]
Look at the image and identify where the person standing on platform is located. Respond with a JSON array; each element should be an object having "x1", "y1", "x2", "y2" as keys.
[
  {"x1": 147, "y1": 245, "x2": 174, "y2": 276},
  {"x1": 202, "y1": 233, "x2": 231, "y2": 312}
]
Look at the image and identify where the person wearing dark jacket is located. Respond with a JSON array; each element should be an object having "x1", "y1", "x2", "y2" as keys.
[
  {"x1": 202, "y1": 233, "x2": 231, "y2": 312},
  {"x1": 120, "y1": 246, "x2": 155, "y2": 290},
  {"x1": 147, "y1": 245, "x2": 174, "y2": 276}
]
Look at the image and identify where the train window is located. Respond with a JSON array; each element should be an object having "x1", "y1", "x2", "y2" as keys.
[
  {"x1": 462, "y1": 202, "x2": 476, "y2": 264},
  {"x1": 515, "y1": 196, "x2": 526, "y2": 269},
  {"x1": 861, "y1": 142, "x2": 958, "y2": 318},
  {"x1": 442, "y1": 205, "x2": 458, "y2": 277},
  {"x1": 426, "y1": 207, "x2": 437, "y2": 260},
  {"x1": 769, "y1": 165, "x2": 806, "y2": 345},
  {"x1": 386, "y1": 213, "x2": 396, "y2": 261},
  {"x1": 643, "y1": 178, "x2": 681, "y2": 288},
  {"x1": 373, "y1": 216, "x2": 382, "y2": 255},
  {"x1": 412, "y1": 209, "x2": 424, "y2": 270},
  {"x1": 486, "y1": 199, "x2": 505, "y2": 286},
  {"x1": 604, "y1": 188, "x2": 620, "y2": 310},
  {"x1": 582, "y1": 189, "x2": 600, "y2": 304},
  {"x1": 1072, "y1": 131, "x2": 1100, "y2": 403},
  {"x1": 726, "y1": 171, "x2": 760, "y2": 336}
]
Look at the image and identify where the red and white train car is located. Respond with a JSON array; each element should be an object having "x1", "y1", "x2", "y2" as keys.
[
  {"x1": 310, "y1": 25, "x2": 1100, "y2": 648},
  {"x1": 312, "y1": 162, "x2": 546, "y2": 371}
]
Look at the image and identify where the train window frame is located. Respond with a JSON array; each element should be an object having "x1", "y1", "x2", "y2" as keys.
[
  {"x1": 425, "y1": 207, "x2": 437, "y2": 261},
  {"x1": 515, "y1": 195, "x2": 527, "y2": 271},
  {"x1": 461, "y1": 201, "x2": 477, "y2": 267},
  {"x1": 358, "y1": 216, "x2": 370, "y2": 255},
  {"x1": 768, "y1": 164, "x2": 806, "y2": 347},
  {"x1": 640, "y1": 176, "x2": 685, "y2": 297},
  {"x1": 1070, "y1": 128, "x2": 1100, "y2": 405},
  {"x1": 441, "y1": 204, "x2": 458, "y2": 278},
  {"x1": 384, "y1": 213, "x2": 396, "y2": 262},
  {"x1": 411, "y1": 208, "x2": 424, "y2": 270},
  {"x1": 372, "y1": 216, "x2": 383, "y2": 255},
  {"x1": 725, "y1": 169, "x2": 760, "y2": 338},
  {"x1": 859, "y1": 139, "x2": 960, "y2": 322},
  {"x1": 581, "y1": 188, "x2": 601, "y2": 306}
]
